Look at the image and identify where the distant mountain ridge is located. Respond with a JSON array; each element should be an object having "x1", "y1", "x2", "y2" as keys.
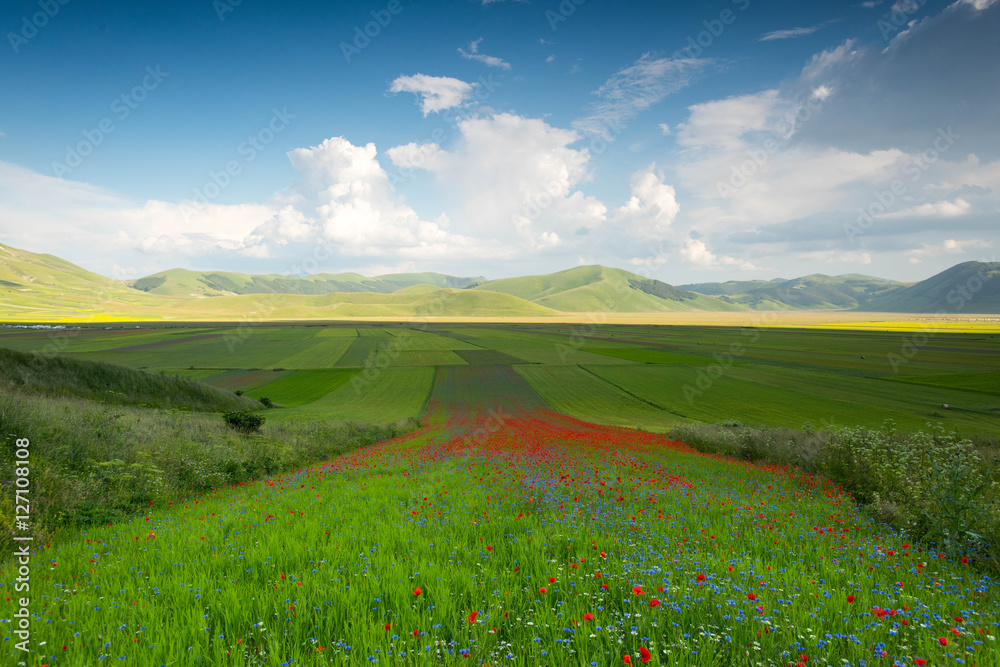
[
  {"x1": 471, "y1": 265, "x2": 743, "y2": 313},
  {"x1": 861, "y1": 261, "x2": 1000, "y2": 313},
  {"x1": 129, "y1": 268, "x2": 485, "y2": 297},
  {"x1": 1, "y1": 242, "x2": 998, "y2": 320},
  {"x1": 679, "y1": 273, "x2": 908, "y2": 311}
]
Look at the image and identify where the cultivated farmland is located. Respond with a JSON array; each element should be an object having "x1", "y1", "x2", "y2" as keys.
[{"x1": 1, "y1": 321, "x2": 998, "y2": 666}]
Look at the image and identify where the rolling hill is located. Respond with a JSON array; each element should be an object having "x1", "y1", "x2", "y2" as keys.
[
  {"x1": 680, "y1": 273, "x2": 907, "y2": 310},
  {"x1": 472, "y1": 265, "x2": 745, "y2": 312},
  {"x1": 861, "y1": 261, "x2": 1000, "y2": 313},
  {"x1": 0, "y1": 242, "x2": 159, "y2": 319},
  {"x1": 2, "y1": 243, "x2": 998, "y2": 320},
  {"x1": 0, "y1": 244, "x2": 552, "y2": 320},
  {"x1": 130, "y1": 268, "x2": 485, "y2": 297}
]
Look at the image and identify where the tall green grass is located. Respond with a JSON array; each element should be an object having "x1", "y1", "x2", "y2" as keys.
[
  {"x1": 0, "y1": 346, "x2": 260, "y2": 412},
  {"x1": 0, "y1": 380, "x2": 418, "y2": 556}
]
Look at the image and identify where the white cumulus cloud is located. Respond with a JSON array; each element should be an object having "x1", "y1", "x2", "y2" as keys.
[{"x1": 388, "y1": 74, "x2": 476, "y2": 115}]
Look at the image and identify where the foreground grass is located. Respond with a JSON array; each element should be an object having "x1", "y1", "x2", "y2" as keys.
[
  {"x1": 0, "y1": 389, "x2": 418, "y2": 554},
  {"x1": 4, "y1": 410, "x2": 998, "y2": 666}
]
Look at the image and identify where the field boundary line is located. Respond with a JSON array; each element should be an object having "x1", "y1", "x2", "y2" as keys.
[{"x1": 575, "y1": 364, "x2": 690, "y2": 420}]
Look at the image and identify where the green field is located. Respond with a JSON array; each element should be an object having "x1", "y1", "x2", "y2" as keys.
[
  {"x1": 3, "y1": 321, "x2": 1000, "y2": 667},
  {"x1": 2, "y1": 322, "x2": 998, "y2": 434},
  {"x1": 245, "y1": 369, "x2": 358, "y2": 406}
]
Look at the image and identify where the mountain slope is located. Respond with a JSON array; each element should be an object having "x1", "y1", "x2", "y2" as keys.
[
  {"x1": 166, "y1": 288, "x2": 562, "y2": 319},
  {"x1": 861, "y1": 261, "x2": 1000, "y2": 313},
  {"x1": 676, "y1": 279, "x2": 782, "y2": 296},
  {"x1": 0, "y1": 243, "x2": 160, "y2": 318},
  {"x1": 130, "y1": 268, "x2": 484, "y2": 296},
  {"x1": 681, "y1": 273, "x2": 906, "y2": 310},
  {"x1": 473, "y1": 265, "x2": 745, "y2": 312}
]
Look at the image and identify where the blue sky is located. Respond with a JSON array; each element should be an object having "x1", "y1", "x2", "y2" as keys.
[{"x1": 1, "y1": 0, "x2": 997, "y2": 284}]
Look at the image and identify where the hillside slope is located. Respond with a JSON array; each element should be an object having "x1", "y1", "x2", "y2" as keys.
[
  {"x1": 131, "y1": 268, "x2": 484, "y2": 296},
  {"x1": 861, "y1": 261, "x2": 1000, "y2": 313},
  {"x1": 681, "y1": 273, "x2": 906, "y2": 310},
  {"x1": 474, "y1": 265, "x2": 745, "y2": 312},
  {"x1": 0, "y1": 243, "x2": 162, "y2": 319},
  {"x1": 0, "y1": 346, "x2": 260, "y2": 411}
]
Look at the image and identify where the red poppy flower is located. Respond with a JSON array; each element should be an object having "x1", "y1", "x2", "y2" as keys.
[
  {"x1": 639, "y1": 646, "x2": 652, "y2": 663},
  {"x1": 623, "y1": 655, "x2": 631, "y2": 664},
  {"x1": 846, "y1": 595, "x2": 855, "y2": 603},
  {"x1": 696, "y1": 574, "x2": 706, "y2": 582},
  {"x1": 413, "y1": 587, "x2": 422, "y2": 596},
  {"x1": 649, "y1": 598, "x2": 660, "y2": 608},
  {"x1": 548, "y1": 577, "x2": 557, "y2": 583},
  {"x1": 938, "y1": 637, "x2": 948, "y2": 646},
  {"x1": 539, "y1": 586, "x2": 547, "y2": 594},
  {"x1": 468, "y1": 611, "x2": 477, "y2": 624},
  {"x1": 747, "y1": 593, "x2": 757, "y2": 601},
  {"x1": 583, "y1": 612, "x2": 594, "y2": 621}
]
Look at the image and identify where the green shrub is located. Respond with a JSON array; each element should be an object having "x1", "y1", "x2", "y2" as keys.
[
  {"x1": 222, "y1": 409, "x2": 265, "y2": 433},
  {"x1": 672, "y1": 420, "x2": 999, "y2": 569},
  {"x1": 259, "y1": 396, "x2": 274, "y2": 408}
]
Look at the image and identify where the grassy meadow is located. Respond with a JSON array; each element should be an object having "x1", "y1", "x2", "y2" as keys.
[{"x1": 1, "y1": 321, "x2": 998, "y2": 666}]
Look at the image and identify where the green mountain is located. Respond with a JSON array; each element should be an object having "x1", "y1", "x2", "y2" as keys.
[
  {"x1": 860, "y1": 261, "x2": 1000, "y2": 313},
  {"x1": 681, "y1": 273, "x2": 906, "y2": 310},
  {"x1": 676, "y1": 279, "x2": 782, "y2": 296},
  {"x1": 129, "y1": 268, "x2": 484, "y2": 297},
  {"x1": 3, "y1": 243, "x2": 998, "y2": 319},
  {"x1": 0, "y1": 244, "x2": 551, "y2": 320},
  {"x1": 472, "y1": 265, "x2": 745, "y2": 312},
  {"x1": 0, "y1": 242, "x2": 158, "y2": 319}
]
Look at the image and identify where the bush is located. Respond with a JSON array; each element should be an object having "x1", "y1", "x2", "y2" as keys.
[
  {"x1": 671, "y1": 420, "x2": 999, "y2": 569},
  {"x1": 222, "y1": 409, "x2": 265, "y2": 433},
  {"x1": 259, "y1": 396, "x2": 274, "y2": 408}
]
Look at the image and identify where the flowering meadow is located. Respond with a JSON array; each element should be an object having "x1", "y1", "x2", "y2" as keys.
[{"x1": 4, "y1": 367, "x2": 999, "y2": 666}]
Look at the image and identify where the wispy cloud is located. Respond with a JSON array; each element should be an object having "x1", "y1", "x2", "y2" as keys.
[
  {"x1": 760, "y1": 23, "x2": 827, "y2": 41},
  {"x1": 573, "y1": 53, "x2": 710, "y2": 138},
  {"x1": 458, "y1": 38, "x2": 511, "y2": 70},
  {"x1": 388, "y1": 74, "x2": 476, "y2": 115},
  {"x1": 905, "y1": 238, "x2": 992, "y2": 263}
]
